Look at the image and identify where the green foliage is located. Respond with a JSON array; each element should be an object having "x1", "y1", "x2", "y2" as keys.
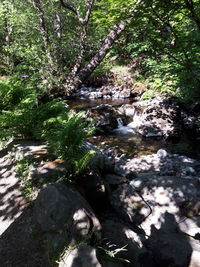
[
  {"x1": 0, "y1": 78, "x2": 38, "y2": 110},
  {"x1": 141, "y1": 88, "x2": 157, "y2": 101},
  {"x1": 15, "y1": 157, "x2": 37, "y2": 199},
  {"x1": 0, "y1": 78, "x2": 38, "y2": 139},
  {"x1": 110, "y1": 0, "x2": 200, "y2": 102},
  {"x1": 97, "y1": 243, "x2": 130, "y2": 264},
  {"x1": 41, "y1": 110, "x2": 95, "y2": 175},
  {"x1": 1, "y1": 0, "x2": 200, "y2": 103},
  {"x1": 0, "y1": 77, "x2": 95, "y2": 176}
]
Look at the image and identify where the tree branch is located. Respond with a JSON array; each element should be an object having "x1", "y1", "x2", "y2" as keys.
[
  {"x1": 84, "y1": 0, "x2": 95, "y2": 25},
  {"x1": 60, "y1": 0, "x2": 78, "y2": 16}
]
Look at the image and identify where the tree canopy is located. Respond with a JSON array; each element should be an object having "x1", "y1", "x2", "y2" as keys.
[{"x1": 0, "y1": 0, "x2": 200, "y2": 99}]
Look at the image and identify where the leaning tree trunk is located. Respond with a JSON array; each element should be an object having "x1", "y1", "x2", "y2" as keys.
[
  {"x1": 62, "y1": 17, "x2": 131, "y2": 95},
  {"x1": 61, "y1": 0, "x2": 143, "y2": 95}
]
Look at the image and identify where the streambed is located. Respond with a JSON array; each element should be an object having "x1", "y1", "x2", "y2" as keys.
[{"x1": 68, "y1": 98, "x2": 200, "y2": 159}]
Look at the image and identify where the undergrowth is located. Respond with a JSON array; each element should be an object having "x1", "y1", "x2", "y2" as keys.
[{"x1": 1, "y1": 77, "x2": 95, "y2": 182}]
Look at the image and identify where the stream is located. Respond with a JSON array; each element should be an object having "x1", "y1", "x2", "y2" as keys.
[{"x1": 68, "y1": 98, "x2": 200, "y2": 159}]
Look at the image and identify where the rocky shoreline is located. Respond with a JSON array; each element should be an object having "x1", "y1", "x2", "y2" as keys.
[
  {"x1": 0, "y1": 136, "x2": 198, "y2": 266},
  {"x1": 1, "y1": 95, "x2": 200, "y2": 266}
]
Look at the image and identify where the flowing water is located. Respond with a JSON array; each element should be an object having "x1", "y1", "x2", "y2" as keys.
[
  {"x1": 67, "y1": 98, "x2": 132, "y2": 110},
  {"x1": 69, "y1": 99, "x2": 200, "y2": 159}
]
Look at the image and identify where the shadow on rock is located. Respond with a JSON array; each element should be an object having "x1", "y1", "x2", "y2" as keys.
[{"x1": 145, "y1": 212, "x2": 193, "y2": 267}]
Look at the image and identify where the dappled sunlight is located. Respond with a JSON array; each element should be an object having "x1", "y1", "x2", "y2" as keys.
[
  {"x1": 0, "y1": 148, "x2": 28, "y2": 235},
  {"x1": 114, "y1": 151, "x2": 200, "y2": 240},
  {"x1": 0, "y1": 206, "x2": 47, "y2": 266},
  {"x1": 61, "y1": 244, "x2": 101, "y2": 267}
]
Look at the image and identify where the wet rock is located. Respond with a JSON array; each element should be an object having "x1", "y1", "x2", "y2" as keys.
[
  {"x1": 73, "y1": 85, "x2": 134, "y2": 99},
  {"x1": 181, "y1": 166, "x2": 196, "y2": 176},
  {"x1": 119, "y1": 104, "x2": 136, "y2": 117},
  {"x1": 181, "y1": 110, "x2": 197, "y2": 131},
  {"x1": 126, "y1": 98, "x2": 182, "y2": 139},
  {"x1": 139, "y1": 103, "x2": 181, "y2": 138},
  {"x1": 156, "y1": 149, "x2": 168, "y2": 158},
  {"x1": 34, "y1": 183, "x2": 101, "y2": 253},
  {"x1": 86, "y1": 104, "x2": 126, "y2": 133},
  {"x1": 119, "y1": 89, "x2": 131, "y2": 98}
]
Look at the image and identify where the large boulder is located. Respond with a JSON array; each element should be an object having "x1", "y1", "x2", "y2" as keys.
[
  {"x1": 109, "y1": 184, "x2": 151, "y2": 225},
  {"x1": 113, "y1": 151, "x2": 200, "y2": 238},
  {"x1": 125, "y1": 98, "x2": 182, "y2": 139},
  {"x1": 86, "y1": 104, "x2": 119, "y2": 132},
  {"x1": 77, "y1": 170, "x2": 107, "y2": 210},
  {"x1": 33, "y1": 182, "x2": 101, "y2": 254},
  {"x1": 146, "y1": 213, "x2": 192, "y2": 267},
  {"x1": 59, "y1": 244, "x2": 101, "y2": 267},
  {"x1": 59, "y1": 244, "x2": 127, "y2": 267},
  {"x1": 101, "y1": 220, "x2": 153, "y2": 267}
]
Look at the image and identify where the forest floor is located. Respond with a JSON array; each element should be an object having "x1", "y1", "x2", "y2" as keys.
[{"x1": 0, "y1": 145, "x2": 47, "y2": 267}]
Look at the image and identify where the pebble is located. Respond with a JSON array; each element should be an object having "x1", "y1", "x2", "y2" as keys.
[{"x1": 157, "y1": 149, "x2": 168, "y2": 158}]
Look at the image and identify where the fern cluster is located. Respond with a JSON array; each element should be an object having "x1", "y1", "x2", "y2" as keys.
[
  {"x1": 0, "y1": 78, "x2": 95, "y2": 176},
  {"x1": 41, "y1": 110, "x2": 95, "y2": 175}
]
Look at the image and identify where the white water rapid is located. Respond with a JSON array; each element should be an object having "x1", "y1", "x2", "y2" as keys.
[
  {"x1": 114, "y1": 117, "x2": 135, "y2": 134},
  {"x1": 127, "y1": 109, "x2": 143, "y2": 129}
]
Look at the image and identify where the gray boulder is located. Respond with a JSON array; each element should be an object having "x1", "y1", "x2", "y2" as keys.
[
  {"x1": 59, "y1": 244, "x2": 129, "y2": 267},
  {"x1": 146, "y1": 213, "x2": 192, "y2": 267},
  {"x1": 127, "y1": 98, "x2": 181, "y2": 139},
  {"x1": 86, "y1": 104, "x2": 128, "y2": 133},
  {"x1": 34, "y1": 183, "x2": 101, "y2": 253},
  {"x1": 101, "y1": 220, "x2": 153, "y2": 267},
  {"x1": 59, "y1": 244, "x2": 101, "y2": 267},
  {"x1": 77, "y1": 170, "x2": 107, "y2": 209},
  {"x1": 104, "y1": 174, "x2": 126, "y2": 185},
  {"x1": 109, "y1": 184, "x2": 151, "y2": 225}
]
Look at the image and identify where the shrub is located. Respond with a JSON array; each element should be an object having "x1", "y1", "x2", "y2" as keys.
[
  {"x1": 0, "y1": 78, "x2": 95, "y2": 176},
  {"x1": 40, "y1": 109, "x2": 95, "y2": 176}
]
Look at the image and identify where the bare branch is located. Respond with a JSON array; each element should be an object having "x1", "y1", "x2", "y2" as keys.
[
  {"x1": 60, "y1": 0, "x2": 78, "y2": 16},
  {"x1": 84, "y1": 0, "x2": 95, "y2": 25}
]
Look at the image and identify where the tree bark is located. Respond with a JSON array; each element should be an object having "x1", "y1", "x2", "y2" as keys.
[
  {"x1": 78, "y1": 19, "x2": 131, "y2": 81},
  {"x1": 62, "y1": 20, "x2": 132, "y2": 94},
  {"x1": 60, "y1": 0, "x2": 95, "y2": 78},
  {"x1": 31, "y1": 0, "x2": 55, "y2": 69},
  {"x1": 69, "y1": 25, "x2": 87, "y2": 77},
  {"x1": 60, "y1": 0, "x2": 142, "y2": 95},
  {"x1": 3, "y1": 0, "x2": 14, "y2": 72},
  {"x1": 54, "y1": 12, "x2": 61, "y2": 39},
  {"x1": 62, "y1": 17, "x2": 131, "y2": 94}
]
